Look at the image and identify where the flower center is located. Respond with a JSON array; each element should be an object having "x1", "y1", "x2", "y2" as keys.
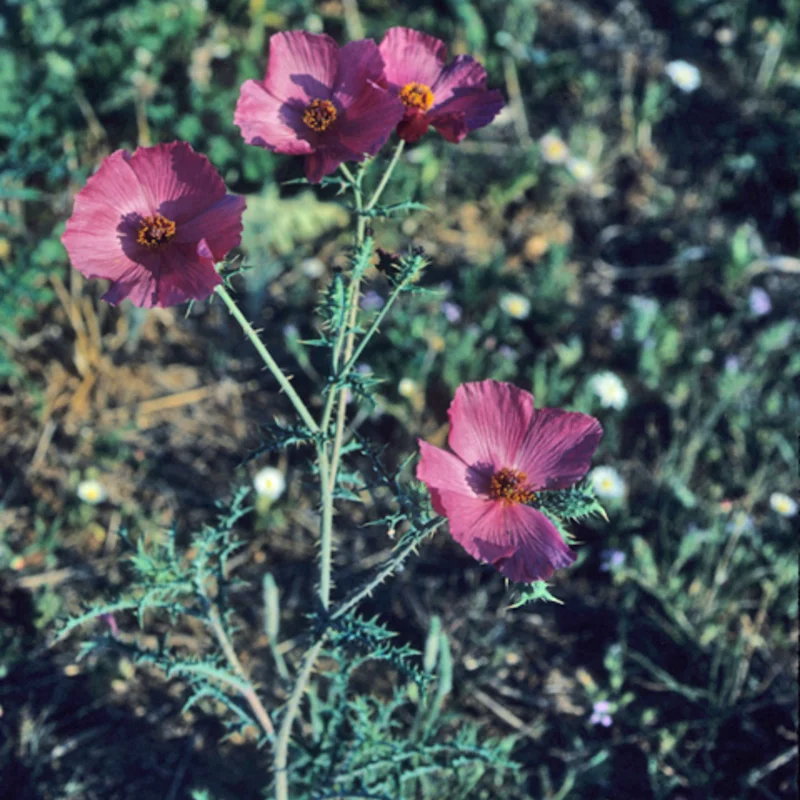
[
  {"x1": 136, "y1": 213, "x2": 176, "y2": 248},
  {"x1": 303, "y1": 98, "x2": 337, "y2": 132},
  {"x1": 488, "y1": 467, "x2": 536, "y2": 505},
  {"x1": 399, "y1": 82, "x2": 434, "y2": 112}
]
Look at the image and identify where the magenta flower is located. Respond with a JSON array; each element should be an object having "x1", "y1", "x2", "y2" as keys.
[
  {"x1": 61, "y1": 142, "x2": 245, "y2": 308},
  {"x1": 234, "y1": 31, "x2": 404, "y2": 183},
  {"x1": 417, "y1": 380, "x2": 602, "y2": 584},
  {"x1": 378, "y1": 27, "x2": 504, "y2": 144}
]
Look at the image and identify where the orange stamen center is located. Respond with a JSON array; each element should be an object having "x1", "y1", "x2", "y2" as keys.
[
  {"x1": 399, "y1": 82, "x2": 434, "y2": 112},
  {"x1": 303, "y1": 98, "x2": 337, "y2": 132},
  {"x1": 136, "y1": 213, "x2": 176, "y2": 248},
  {"x1": 488, "y1": 468, "x2": 536, "y2": 506}
]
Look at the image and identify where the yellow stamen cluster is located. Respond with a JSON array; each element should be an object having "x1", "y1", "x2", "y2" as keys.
[
  {"x1": 136, "y1": 213, "x2": 176, "y2": 248},
  {"x1": 399, "y1": 82, "x2": 434, "y2": 112},
  {"x1": 303, "y1": 98, "x2": 337, "y2": 132},
  {"x1": 488, "y1": 467, "x2": 536, "y2": 506}
]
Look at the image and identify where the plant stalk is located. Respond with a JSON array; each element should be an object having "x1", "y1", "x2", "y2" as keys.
[
  {"x1": 207, "y1": 604, "x2": 275, "y2": 739},
  {"x1": 215, "y1": 284, "x2": 319, "y2": 435}
]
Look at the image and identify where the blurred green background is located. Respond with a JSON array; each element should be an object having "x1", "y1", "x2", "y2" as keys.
[{"x1": 0, "y1": 0, "x2": 798, "y2": 798}]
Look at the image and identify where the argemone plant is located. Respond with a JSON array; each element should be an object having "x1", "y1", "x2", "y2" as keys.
[{"x1": 57, "y1": 26, "x2": 606, "y2": 800}]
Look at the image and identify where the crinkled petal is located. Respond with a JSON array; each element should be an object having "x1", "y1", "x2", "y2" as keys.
[
  {"x1": 435, "y1": 490, "x2": 575, "y2": 582},
  {"x1": 379, "y1": 27, "x2": 447, "y2": 91},
  {"x1": 304, "y1": 143, "x2": 361, "y2": 183},
  {"x1": 417, "y1": 440, "x2": 488, "y2": 515},
  {"x1": 447, "y1": 380, "x2": 535, "y2": 471},
  {"x1": 234, "y1": 79, "x2": 316, "y2": 154},
  {"x1": 102, "y1": 259, "x2": 160, "y2": 308},
  {"x1": 128, "y1": 142, "x2": 226, "y2": 223},
  {"x1": 469, "y1": 504, "x2": 576, "y2": 584},
  {"x1": 147, "y1": 243, "x2": 221, "y2": 308},
  {"x1": 333, "y1": 40, "x2": 387, "y2": 108},
  {"x1": 335, "y1": 82, "x2": 404, "y2": 156},
  {"x1": 515, "y1": 408, "x2": 603, "y2": 490},
  {"x1": 263, "y1": 31, "x2": 338, "y2": 104},
  {"x1": 430, "y1": 55, "x2": 488, "y2": 103},
  {"x1": 396, "y1": 111, "x2": 431, "y2": 144},
  {"x1": 429, "y1": 88, "x2": 504, "y2": 142},
  {"x1": 64, "y1": 149, "x2": 150, "y2": 223},
  {"x1": 435, "y1": 488, "x2": 507, "y2": 557},
  {"x1": 61, "y1": 150, "x2": 150, "y2": 279},
  {"x1": 174, "y1": 194, "x2": 246, "y2": 262}
]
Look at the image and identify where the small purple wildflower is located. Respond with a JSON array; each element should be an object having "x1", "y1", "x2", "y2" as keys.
[
  {"x1": 360, "y1": 291, "x2": 385, "y2": 311},
  {"x1": 442, "y1": 301, "x2": 462, "y2": 323},
  {"x1": 498, "y1": 344, "x2": 518, "y2": 361},
  {"x1": 748, "y1": 287, "x2": 772, "y2": 316},
  {"x1": 610, "y1": 320, "x2": 624, "y2": 341},
  {"x1": 600, "y1": 549, "x2": 626, "y2": 572},
  {"x1": 724, "y1": 355, "x2": 740, "y2": 374},
  {"x1": 590, "y1": 700, "x2": 613, "y2": 727}
]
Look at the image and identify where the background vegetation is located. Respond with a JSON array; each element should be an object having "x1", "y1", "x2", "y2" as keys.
[{"x1": 1, "y1": 0, "x2": 797, "y2": 798}]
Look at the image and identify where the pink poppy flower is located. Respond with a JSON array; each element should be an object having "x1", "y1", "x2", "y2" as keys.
[
  {"x1": 62, "y1": 142, "x2": 245, "y2": 308},
  {"x1": 417, "y1": 380, "x2": 602, "y2": 584},
  {"x1": 378, "y1": 27, "x2": 504, "y2": 144},
  {"x1": 234, "y1": 32, "x2": 405, "y2": 183}
]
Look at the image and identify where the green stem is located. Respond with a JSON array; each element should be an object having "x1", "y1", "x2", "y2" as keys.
[
  {"x1": 331, "y1": 519, "x2": 443, "y2": 623},
  {"x1": 338, "y1": 276, "x2": 410, "y2": 380},
  {"x1": 273, "y1": 639, "x2": 325, "y2": 800},
  {"x1": 325, "y1": 142, "x2": 403, "y2": 497},
  {"x1": 272, "y1": 145, "x2": 407, "y2": 798},
  {"x1": 364, "y1": 140, "x2": 405, "y2": 212},
  {"x1": 215, "y1": 284, "x2": 319, "y2": 435},
  {"x1": 317, "y1": 445, "x2": 334, "y2": 609},
  {"x1": 207, "y1": 604, "x2": 275, "y2": 739}
]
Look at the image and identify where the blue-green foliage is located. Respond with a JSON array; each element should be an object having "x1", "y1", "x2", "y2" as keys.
[{"x1": 57, "y1": 490, "x2": 266, "y2": 741}]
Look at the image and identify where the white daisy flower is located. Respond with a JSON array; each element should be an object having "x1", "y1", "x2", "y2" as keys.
[
  {"x1": 590, "y1": 467, "x2": 626, "y2": 500},
  {"x1": 769, "y1": 492, "x2": 797, "y2": 518},
  {"x1": 591, "y1": 372, "x2": 628, "y2": 410},
  {"x1": 254, "y1": 467, "x2": 286, "y2": 501},
  {"x1": 539, "y1": 133, "x2": 570, "y2": 164},
  {"x1": 500, "y1": 292, "x2": 531, "y2": 320},
  {"x1": 567, "y1": 157, "x2": 595, "y2": 182},
  {"x1": 398, "y1": 378, "x2": 419, "y2": 399},
  {"x1": 665, "y1": 60, "x2": 701, "y2": 93},
  {"x1": 77, "y1": 479, "x2": 108, "y2": 505},
  {"x1": 300, "y1": 257, "x2": 326, "y2": 278}
]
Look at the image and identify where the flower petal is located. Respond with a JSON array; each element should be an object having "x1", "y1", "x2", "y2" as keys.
[
  {"x1": 149, "y1": 244, "x2": 221, "y2": 307},
  {"x1": 515, "y1": 408, "x2": 603, "y2": 490},
  {"x1": 128, "y1": 142, "x2": 226, "y2": 224},
  {"x1": 429, "y1": 87, "x2": 504, "y2": 142},
  {"x1": 379, "y1": 27, "x2": 447, "y2": 91},
  {"x1": 263, "y1": 31, "x2": 339, "y2": 105},
  {"x1": 64, "y1": 149, "x2": 150, "y2": 222},
  {"x1": 335, "y1": 82, "x2": 404, "y2": 156},
  {"x1": 303, "y1": 143, "x2": 361, "y2": 183},
  {"x1": 417, "y1": 439, "x2": 487, "y2": 514},
  {"x1": 430, "y1": 55, "x2": 488, "y2": 103},
  {"x1": 447, "y1": 380, "x2": 535, "y2": 471},
  {"x1": 102, "y1": 260, "x2": 160, "y2": 307},
  {"x1": 234, "y1": 79, "x2": 316, "y2": 154},
  {"x1": 174, "y1": 193, "x2": 246, "y2": 262},
  {"x1": 333, "y1": 40, "x2": 387, "y2": 107},
  {"x1": 397, "y1": 111, "x2": 431, "y2": 143},
  {"x1": 469, "y1": 504, "x2": 576, "y2": 583},
  {"x1": 435, "y1": 488, "x2": 507, "y2": 556}
]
